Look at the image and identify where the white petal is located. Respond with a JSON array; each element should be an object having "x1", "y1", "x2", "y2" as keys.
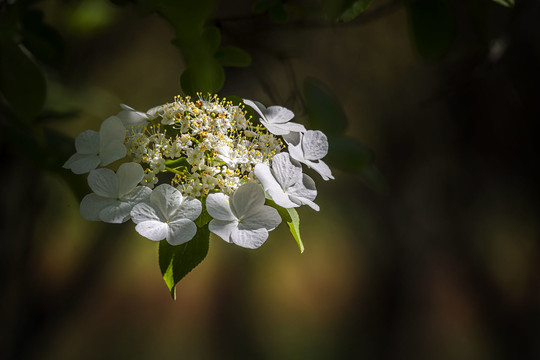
[
  {"x1": 287, "y1": 141, "x2": 305, "y2": 163},
  {"x1": 99, "y1": 116, "x2": 126, "y2": 150},
  {"x1": 167, "y1": 219, "x2": 197, "y2": 245},
  {"x1": 230, "y1": 228, "x2": 268, "y2": 249},
  {"x1": 305, "y1": 159, "x2": 334, "y2": 181},
  {"x1": 120, "y1": 104, "x2": 136, "y2": 111},
  {"x1": 264, "y1": 106, "x2": 294, "y2": 124},
  {"x1": 240, "y1": 205, "x2": 281, "y2": 231},
  {"x1": 117, "y1": 105, "x2": 149, "y2": 128},
  {"x1": 217, "y1": 154, "x2": 236, "y2": 167},
  {"x1": 302, "y1": 130, "x2": 329, "y2": 160},
  {"x1": 290, "y1": 195, "x2": 320, "y2": 211},
  {"x1": 216, "y1": 145, "x2": 232, "y2": 158},
  {"x1": 63, "y1": 152, "x2": 81, "y2": 169},
  {"x1": 273, "y1": 121, "x2": 306, "y2": 134},
  {"x1": 243, "y1": 99, "x2": 267, "y2": 121},
  {"x1": 117, "y1": 162, "x2": 145, "y2": 197},
  {"x1": 289, "y1": 175, "x2": 320, "y2": 211},
  {"x1": 87, "y1": 168, "x2": 119, "y2": 198},
  {"x1": 269, "y1": 188, "x2": 299, "y2": 209},
  {"x1": 261, "y1": 120, "x2": 290, "y2": 136},
  {"x1": 122, "y1": 186, "x2": 152, "y2": 204},
  {"x1": 283, "y1": 131, "x2": 301, "y2": 146},
  {"x1": 254, "y1": 163, "x2": 297, "y2": 209},
  {"x1": 230, "y1": 183, "x2": 265, "y2": 219},
  {"x1": 302, "y1": 173, "x2": 317, "y2": 192},
  {"x1": 130, "y1": 202, "x2": 164, "y2": 223},
  {"x1": 80, "y1": 193, "x2": 116, "y2": 221},
  {"x1": 146, "y1": 105, "x2": 163, "y2": 119},
  {"x1": 173, "y1": 197, "x2": 202, "y2": 222},
  {"x1": 99, "y1": 201, "x2": 133, "y2": 223},
  {"x1": 254, "y1": 163, "x2": 281, "y2": 190},
  {"x1": 271, "y1": 153, "x2": 302, "y2": 189},
  {"x1": 150, "y1": 184, "x2": 183, "y2": 220},
  {"x1": 74, "y1": 130, "x2": 99, "y2": 155},
  {"x1": 135, "y1": 220, "x2": 169, "y2": 241},
  {"x1": 287, "y1": 174, "x2": 317, "y2": 202},
  {"x1": 209, "y1": 219, "x2": 238, "y2": 242},
  {"x1": 99, "y1": 140, "x2": 127, "y2": 166},
  {"x1": 206, "y1": 193, "x2": 236, "y2": 221},
  {"x1": 63, "y1": 153, "x2": 101, "y2": 174}
]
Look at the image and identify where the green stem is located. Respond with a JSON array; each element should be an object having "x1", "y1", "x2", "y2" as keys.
[{"x1": 165, "y1": 166, "x2": 183, "y2": 175}]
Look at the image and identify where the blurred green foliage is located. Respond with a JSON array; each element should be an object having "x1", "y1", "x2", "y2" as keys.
[
  {"x1": 407, "y1": 0, "x2": 454, "y2": 60},
  {"x1": 493, "y1": 0, "x2": 514, "y2": 7},
  {"x1": 322, "y1": 0, "x2": 375, "y2": 22},
  {"x1": 65, "y1": 0, "x2": 119, "y2": 35},
  {"x1": 253, "y1": 0, "x2": 289, "y2": 23},
  {"x1": 0, "y1": 39, "x2": 47, "y2": 121}
]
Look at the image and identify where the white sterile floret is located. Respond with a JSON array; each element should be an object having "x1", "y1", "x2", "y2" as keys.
[
  {"x1": 216, "y1": 145, "x2": 248, "y2": 168},
  {"x1": 243, "y1": 99, "x2": 306, "y2": 136},
  {"x1": 80, "y1": 162, "x2": 151, "y2": 223},
  {"x1": 63, "y1": 116, "x2": 127, "y2": 174},
  {"x1": 117, "y1": 104, "x2": 153, "y2": 128},
  {"x1": 285, "y1": 130, "x2": 335, "y2": 181},
  {"x1": 206, "y1": 183, "x2": 281, "y2": 249},
  {"x1": 254, "y1": 153, "x2": 319, "y2": 211},
  {"x1": 130, "y1": 184, "x2": 202, "y2": 246}
]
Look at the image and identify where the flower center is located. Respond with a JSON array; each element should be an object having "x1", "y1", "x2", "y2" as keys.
[{"x1": 125, "y1": 94, "x2": 285, "y2": 200}]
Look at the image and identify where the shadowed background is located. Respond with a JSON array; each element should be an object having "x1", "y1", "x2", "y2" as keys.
[{"x1": 2, "y1": 0, "x2": 540, "y2": 359}]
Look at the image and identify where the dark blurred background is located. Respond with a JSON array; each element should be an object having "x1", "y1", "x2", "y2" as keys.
[{"x1": 2, "y1": 0, "x2": 540, "y2": 359}]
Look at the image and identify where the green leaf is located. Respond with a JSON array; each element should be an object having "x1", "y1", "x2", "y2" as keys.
[
  {"x1": 145, "y1": 0, "x2": 215, "y2": 34},
  {"x1": 407, "y1": 0, "x2": 455, "y2": 60},
  {"x1": 65, "y1": 0, "x2": 119, "y2": 36},
  {"x1": 284, "y1": 207, "x2": 303, "y2": 253},
  {"x1": 303, "y1": 77, "x2": 348, "y2": 136},
  {"x1": 136, "y1": 0, "x2": 222, "y2": 94},
  {"x1": 326, "y1": 136, "x2": 373, "y2": 172},
  {"x1": 144, "y1": 0, "x2": 216, "y2": 59},
  {"x1": 0, "y1": 40, "x2": 46, "y2": 121},
  {"x1": 21, "y1": 10, "x2": 66, "y2": 68},
  {"x1": 265, "y1": 200, "x2": 304, "y2": 253},
  {"x1": 159, "y1": 225, "x2": 210, "y2": 299},
  {"x1": 180, "y1": 58, "x2": 225, "y2": 96},
  {"x1": 339, "y1": 0, "x2": 374, "y2": 22},
  {"x1": 194, "y1": 202, "x2": 213, "y2": 228},
  {"x1": 492, "y1": 0, "x2": 514, "y2": 7},
  {"x1": 269, "y1": 3, "x2": 288, "y2": 23},
  {"x1": 202, "y1": 26, "x2": 221, "y2": 54},
  {"x1": 215, "y1": 46, "x2": 252, "y2": 67},
  {"x1": 322, "y1": 0, "x2": 375, "y2": 23}
]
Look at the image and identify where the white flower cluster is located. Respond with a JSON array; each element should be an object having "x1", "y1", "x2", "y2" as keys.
[{"x1": 64, "y1": 94, "x2": 334, "y2": 249}]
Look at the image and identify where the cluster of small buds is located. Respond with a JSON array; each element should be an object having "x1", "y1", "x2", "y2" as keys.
[{"x1": 63, "y1": 93, "x2": 333, "y2": 251}]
